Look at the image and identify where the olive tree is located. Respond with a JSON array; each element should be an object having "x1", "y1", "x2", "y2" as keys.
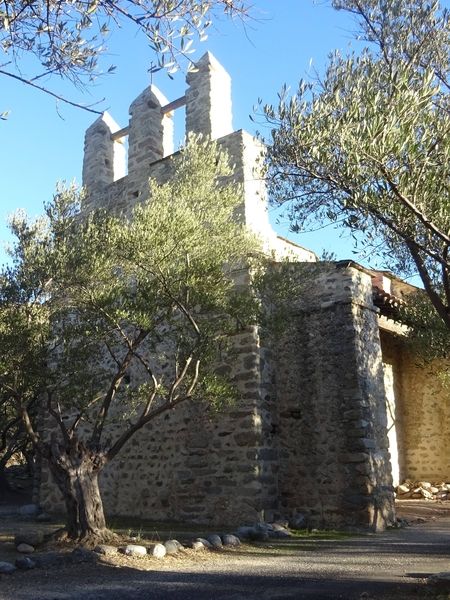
[
  {"x1": 0, "y1": 138, "x2": 260, "y2": 543},
  {"x1": 263, "y1": 0, "x2": 450, "y2": 336}
]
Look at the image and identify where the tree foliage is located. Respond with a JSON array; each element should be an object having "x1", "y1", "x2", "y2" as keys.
[
  {"x1": 0, "y1": 0, "x2": 249, "y2": 114},
  {"x1": 0, "y1": 138, "x2": 260, "y2": 541},
  {"x1": 0, "y1": 394, "x2": 34, "y2": 489},
  {"x1": 263, "y1": 0, "x2": 450, "y2": 333}
]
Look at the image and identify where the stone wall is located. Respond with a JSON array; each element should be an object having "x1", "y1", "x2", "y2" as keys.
[
  {"x1": 379, "y1": 331, "x2": 405, "y2": 487},
  {"x1": 380, "y1": 331, "x2": 450, "y2": 483},
  {"x1": 38, "y1": 51, "x2": 448, "y2": 532},
  {"x1": 273, "y1": 263, "x2": 395, "y2": 531},
  {"x1": 39, "y1": 262, "x2": 397, "y2": 531},
  {"x1": 38, "y1": 51, "x2": 315, "y2": 526},
  {"x1": 40, "y1": 325, "x2": 279, "y2": 525}
]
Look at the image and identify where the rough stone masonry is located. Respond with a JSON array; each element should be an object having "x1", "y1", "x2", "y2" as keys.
[{"x1": 38, "y1": 53, "x2": 449, "y2": 531}]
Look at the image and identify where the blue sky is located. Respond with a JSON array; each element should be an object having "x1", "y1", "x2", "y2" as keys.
[{"x1": 0, "y1": 0, "x2": 414, "y2": 265}]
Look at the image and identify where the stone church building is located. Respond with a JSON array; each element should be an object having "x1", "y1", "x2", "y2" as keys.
[{"x1": 39, "y1": 53, "x2": 449, "y2": 531}]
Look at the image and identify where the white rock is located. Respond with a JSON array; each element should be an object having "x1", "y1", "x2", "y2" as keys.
[
  {"x1": 164, "y1": 540, "x2": 180, "y2": 555},
  {"x1": 191, "y1": 541, "x2": 205, "y2": 551},
  {"x1": 124, "y1": 544, "x2": 147, "y2": 557},
  {"x1": 221, "y1": 534, "x2": 240, "y2": 547},
  {"x1": 419, "y1": 481, "x2": 432, "y2": 489},
  {"x1": 195, "y1": 537, "x2": 212, "y2": 548},
  {"x1": 420, "y1": 488, "x2": 434, "y2": 500},
  {"x1": 16, "y1": 543, "x2": 34, "y2": 554},
  {"x1": 206, "y1": 534, "x2": 222, "y2": 548},
  {"x1": 147, "y1": 543, "x2": 166, "y2": 559}
]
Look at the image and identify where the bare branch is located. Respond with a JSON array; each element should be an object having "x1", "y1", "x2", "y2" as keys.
[
  {"x1": 186, "y1": 359, "x2": 200, "y2": 397},
  {"x1": 90, "y1": 328, "x2": 149, "y2": 446},
  {"x1": 0, "y1": 69, "x2": 104, "y2": 115},
  {"x1": 19, "y1": 403, "x2": 40, "y2": 448},
  {"x1": 377, "y1": 163, "x2": 450, "y2": 247},
  {"x1": 46, "y1": 390, "x2": 71, "y2": 446},
  {"x1": 106, "y1": 394, "x2": 191, "y2": 462},
  {"x1": 406, "y1": 240, "x2": 450, "y2": 328},
  {"x1": 168, "y1": 355, "x2": 192, "y2": 403}
]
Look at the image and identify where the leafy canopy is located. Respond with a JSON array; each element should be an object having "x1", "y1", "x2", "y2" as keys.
[
  {"x1": 0, "y1": 0, "x2": 249, "y2": 115},
  {"x1": 263, "y1": 0, "x2": 450, "y2": 334},
  {"x1": 0, "y1": 137, "x2": 261, "y2": 459}
]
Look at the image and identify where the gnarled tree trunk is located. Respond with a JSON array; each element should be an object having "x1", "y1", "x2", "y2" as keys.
[{"x1": 46, "y1": 440, "x2": 115, "y2": 545}]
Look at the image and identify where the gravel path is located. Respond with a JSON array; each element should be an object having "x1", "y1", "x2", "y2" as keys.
[{"x1": 1, "y1": 508, "x2": 450, "y2": 600}]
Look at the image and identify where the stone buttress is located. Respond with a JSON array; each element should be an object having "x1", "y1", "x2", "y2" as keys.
[{"x1": 273, "y1": 262, "x2": 395, "y2": 530}]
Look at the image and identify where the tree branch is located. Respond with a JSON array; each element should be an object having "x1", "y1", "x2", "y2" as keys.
[
  {"x1": 0, "y1": 69, "x2": 103, "y2": 115},
  {"x1": 377, "y1": 163, "x2": 450, "y2": 247},
  {"x1": 442, "y1": 245, "x2": 450, "y2": 310},
  {"x1": 406, "y1": 240, "x2": 450, "y2": 328},
  {"x1": 140, "y1": 373, "x2": 159, "y2": 418},
  {"x1": 90, "y1": 328, "x2": 149, "y2": 447},
  {"x1": 168, "y1": 355, "x2": 192, "y2": 403},
  {"x1": 106, "y1": 394, "x2": 191, "y2": 462},
  {"x1": 46, "y1": 390, "x2": 71, "y2": 446}
]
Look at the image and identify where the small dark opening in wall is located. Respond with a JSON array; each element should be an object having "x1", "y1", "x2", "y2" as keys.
[{"x1": 290, "y1": 410, "x2": 302, "y2": 419}]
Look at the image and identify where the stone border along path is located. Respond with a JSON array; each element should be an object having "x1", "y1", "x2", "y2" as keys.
[
  {"x1": 0, "y1": 508, "x2": 293, "y2": 574},
  {"x1": 1, "y1": 504, "x2": 450, "y2": 599},
  {"x1": 0, "y1": 507, "x2": 313, "y2": 578}
]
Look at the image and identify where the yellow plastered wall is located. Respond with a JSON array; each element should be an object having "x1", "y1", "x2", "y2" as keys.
[{"x1": 380, "y1": 330, "x2": 450, "y2": 483}]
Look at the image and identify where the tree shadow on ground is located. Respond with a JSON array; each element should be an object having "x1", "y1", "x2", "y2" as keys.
[
  {"x1": 0, "y1": 558, "x2": 434, "y2": 600},
  {"x1": 242, "y1": 524, "x2": 450, "y2": 560},
  {"x1": 0, "y1": 479, "x2": 31, "y2": 505}
]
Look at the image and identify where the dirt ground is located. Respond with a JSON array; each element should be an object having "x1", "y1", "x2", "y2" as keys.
[
  {"x1": 396, "y1": 499, "x2": 450, "y2": 522},
  {"x1": 1, "y1": 500, "x2": 450, "y2": 600}
]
